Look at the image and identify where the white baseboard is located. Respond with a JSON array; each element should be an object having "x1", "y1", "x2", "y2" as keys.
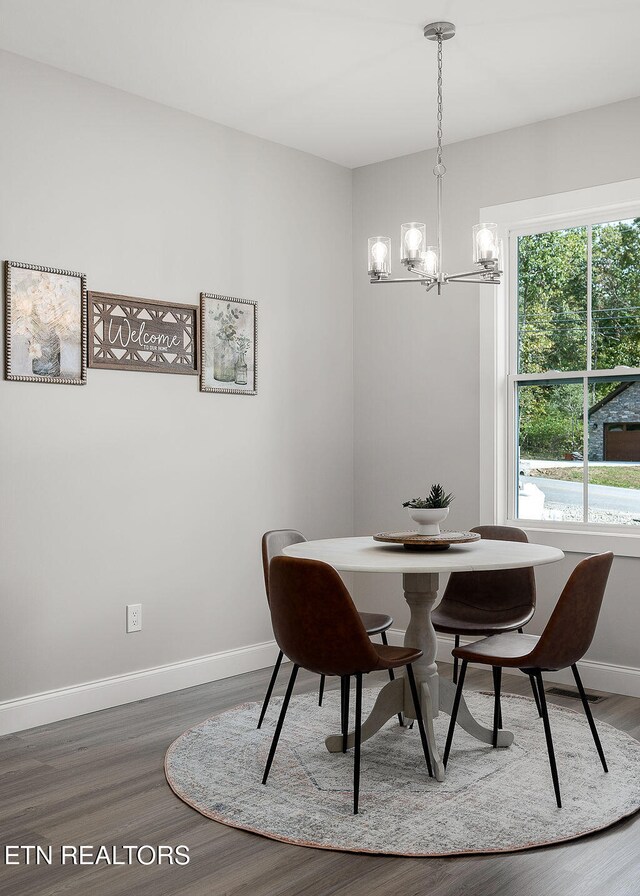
[
  {"x1": 386, "y1": 629, "x2": 640, "y2": 699},
  {"x1": 0, "y1": 639, "x2": 280, "y2": 736},
  {"x1": 3, "y1": 629, "x2": 638, "y2": 737}
]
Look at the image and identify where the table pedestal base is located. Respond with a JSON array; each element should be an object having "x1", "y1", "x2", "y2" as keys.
[
  {"x1": 325, "y1": 675, "x2": 514, "y2": 781},
  {"x1": 325, "y1": 570, "x2": 513, "y2": 781}
]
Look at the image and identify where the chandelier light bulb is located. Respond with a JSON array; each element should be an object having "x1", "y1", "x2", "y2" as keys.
[
  {"x1": 421, "y1": 247, "x2": 439, "y2": 277},
  {"x1": 401, "y1": 223, "x2": 426, "y2": 263},
  {"x1": 477, "y1": 228, "x2": 495, "y2": 254},
  {"x1": 473, "y1": 223, "x2": 499, "y2": 265},
  {"x1": 405, "y1": 228, "x2": 423, "y2": 251},
  {"x1": 368, "y1": 236, "x2": 391, "y2": 276}
]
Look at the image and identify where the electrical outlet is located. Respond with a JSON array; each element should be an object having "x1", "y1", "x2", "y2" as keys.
[{"x1": 126, "y1": 603, "x2": 142, "y2": 633}]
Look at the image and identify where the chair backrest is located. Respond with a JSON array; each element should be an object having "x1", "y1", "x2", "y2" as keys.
[
  {"x1": 440, "y1": 525, "x2": 536, "y2": 616},
  {"x1": 529, "y1": 552, "x2": 613, "y2": 671},
  {"x1": 268, "y1": 556, "x2": 382, "y2": 677},
  {"x1": 261, "y1": 530, "x2": 306, "y2": 605}
]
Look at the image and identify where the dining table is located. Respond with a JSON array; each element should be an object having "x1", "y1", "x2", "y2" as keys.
[{"x1": 283, "y1": 535, "x2": 564, "y2": 781}]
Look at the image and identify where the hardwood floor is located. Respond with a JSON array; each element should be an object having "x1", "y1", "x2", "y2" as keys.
[{"x1": 1, "y1": 664, "x2": 638, "y2": 896}]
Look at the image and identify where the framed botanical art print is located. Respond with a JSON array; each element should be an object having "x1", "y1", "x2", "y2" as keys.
[
  {"x1": 5, "y1": 260, "x2": 87, "y2": 385},
  {"x1": 200, "y1": 293, "x2": 257, "y2": 395},
  {"x1": 88, "y1": 292, "x2": 198, "y2": 375}
]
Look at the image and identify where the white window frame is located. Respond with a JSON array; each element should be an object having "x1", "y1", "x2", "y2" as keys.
[{"x1": 479, "y1": 177, "x2": 640, "y2": 558}]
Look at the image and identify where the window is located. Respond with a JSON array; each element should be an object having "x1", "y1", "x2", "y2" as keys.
[
  {"x1": 479, "y1": 179, "x2": 640, "y2": 555},
  {"x1": 512, "y1": 218, "x2": 640, "y2": 530}
]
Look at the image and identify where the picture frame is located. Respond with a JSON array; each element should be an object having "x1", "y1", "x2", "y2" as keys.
[
  {"x1": 88, "y1": 292, "x2": 198, "y2": 375},
  {"x1": 4, "y1": 260, "x2": 87, "y2": 385},
  {"x1": 200, "y1": 293, "x2": 257, "y2": 395}
]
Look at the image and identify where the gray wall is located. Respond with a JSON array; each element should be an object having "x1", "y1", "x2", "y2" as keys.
[
  {"x1": 352, "y1": 97, "x2": 640, "y2": 671},
  {"x1": 0, "y1": 51, "x2": 354, "y2": 701},
  {"x1": 3, "y1": 48, "x2": 639, "y2": 707}
]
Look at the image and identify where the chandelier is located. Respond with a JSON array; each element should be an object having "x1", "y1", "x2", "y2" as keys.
[{"x1": 367, "y1": 22, "x2": 502, "y2": 294}]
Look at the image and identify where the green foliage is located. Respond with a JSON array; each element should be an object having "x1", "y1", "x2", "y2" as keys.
[
  {"x1": 592, "y1": 220, "x2": 640, "y2": 369},
  {"x1": 517, "y1": 220, "x2": 640, "y2": 458},
  {"x1": 518, "y1": 227, "x2": 588, "y2": 374},
  {"x1": 519, "y1": 408, "x2": 579, "y2": 459},
  {"x1": 403, "y1": 483, "x2": 454, "y2": 509},
  {"x1": 518, "y1": 383, "x2": 583, "y2": 460}
]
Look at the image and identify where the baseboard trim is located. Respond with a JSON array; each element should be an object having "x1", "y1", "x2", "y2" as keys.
[
  {"x1": 386, "y1": 629, "x2": 640, "y2": 699},
  {"x1": 3, "y1": 630, "x2": 637, "y2": 737},
  {"x1": 0, "y1": 640, "x2": 279, "y2": 736}
]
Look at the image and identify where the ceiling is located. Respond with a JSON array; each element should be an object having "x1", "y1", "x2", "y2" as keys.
[{"x1": 1, "y1": 0, "x2": 639, "y2": 168}]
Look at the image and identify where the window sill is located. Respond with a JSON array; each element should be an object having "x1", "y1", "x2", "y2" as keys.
[{"x1": 504, "y1": 520, "x2": 640, "y2": 558}]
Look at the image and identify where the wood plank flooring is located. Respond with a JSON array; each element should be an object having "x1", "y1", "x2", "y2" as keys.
[{"x1": 1, "y1": 664, "x2": 638, "y2": 896}]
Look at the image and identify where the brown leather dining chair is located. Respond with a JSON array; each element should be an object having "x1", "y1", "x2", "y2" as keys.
[
  {"x1": 431, "y1": 525, "x2": 539, "y2": 720},
  {"x1": 262, "y1": 555, "x2": 433, "y2": 814},
  {"x1": 258, "y1": 530, "x2": 397, "y2": 729},
  {"x1": 443, "y1": 552, "x2": 613, "y2": 808}
]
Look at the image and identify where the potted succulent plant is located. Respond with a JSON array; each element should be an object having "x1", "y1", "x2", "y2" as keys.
[{"x1": 403, "y1": 484, "x2": 454, "y2": 535}]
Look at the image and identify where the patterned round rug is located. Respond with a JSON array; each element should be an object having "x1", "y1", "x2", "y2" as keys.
[{"x1": 165, "y1": 687, "x2": 640, "y2": 855}]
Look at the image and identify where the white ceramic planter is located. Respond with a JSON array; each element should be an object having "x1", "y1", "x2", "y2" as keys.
[{"x1": 407, "y1": 506, "x2": 449, "y2": 536}]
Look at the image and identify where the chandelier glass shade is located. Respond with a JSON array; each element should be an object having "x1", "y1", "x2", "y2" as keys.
[{"x1": 367, "y1": 22, "x2": 502, "y2": 294}]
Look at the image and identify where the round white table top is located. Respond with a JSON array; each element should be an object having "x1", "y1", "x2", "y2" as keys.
[{"x1": 283, "y1": 536, "x2": 564, "y2": 573}]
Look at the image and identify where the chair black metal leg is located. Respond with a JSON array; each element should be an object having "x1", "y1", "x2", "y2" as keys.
[
  {"x1": 527, "y1": 671, "x2": 542, "y2": 717},
  {"x1": 572, "y1": 664, "x2": 608, "y2": 773},
  {"x1": 380, "y1": 630, "x2": 403, "y2": 725},
  {"x1": 318, "y1": 674, "x2": 325, "y2": 706},
  {"x1": 341, "y1": 675, "x2": 350, "y2": 753},
  {"x1": 262, "y1": 664, "x2": 299, "y2": 785},
  {"x1": 493, "y1": 664, "x2": 503, "y2": 729},
  {"x1": 405, "y1": 664, "x2": 433, "y2": 777},
  {"x1": 453, "y1": 635, "x2": 460, "y2": 683},
  {"x1": 354, "y1": 672, "x2": 363, "y2": 814},
  {"x1": 443, "y1": 660, "x2": 467, "y2": 767},
  {"x1": 492, "y1": 666, "x2": 502, "y2": 747},
  {"x1": 257, "y1": 649, "x2": 283, "y2": 729},
  {"x1": 380, "y1": 630, "x2": 395, "y2": 681},
  {"x1": 535, "y1": 670, "x2": 562, "y2": 808}
]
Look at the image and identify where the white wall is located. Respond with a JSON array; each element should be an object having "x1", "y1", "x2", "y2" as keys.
[
  {"x1": 352, "y1": 97, "x2": 640, "y2": 682},
  {"x1": 0, "y1": 51, "x2": 353, "y2": 710}
]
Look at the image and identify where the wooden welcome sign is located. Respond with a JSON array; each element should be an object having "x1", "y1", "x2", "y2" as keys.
[{"x1": 88, "y1": 292, "x2": 198, "y2": 375}]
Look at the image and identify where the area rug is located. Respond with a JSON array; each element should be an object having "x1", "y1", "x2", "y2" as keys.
[{"x1": 165, "y1": 688, "x2": 640, "y2": 855}]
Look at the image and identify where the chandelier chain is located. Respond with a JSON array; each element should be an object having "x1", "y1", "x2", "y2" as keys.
[{"x1": 436, "y1": 33, "x2": 443, "y2": 169}]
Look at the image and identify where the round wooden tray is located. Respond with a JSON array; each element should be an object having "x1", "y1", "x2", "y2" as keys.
[{"x1": 373, "y1": 531, "x2": 481, "y2": 551}]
